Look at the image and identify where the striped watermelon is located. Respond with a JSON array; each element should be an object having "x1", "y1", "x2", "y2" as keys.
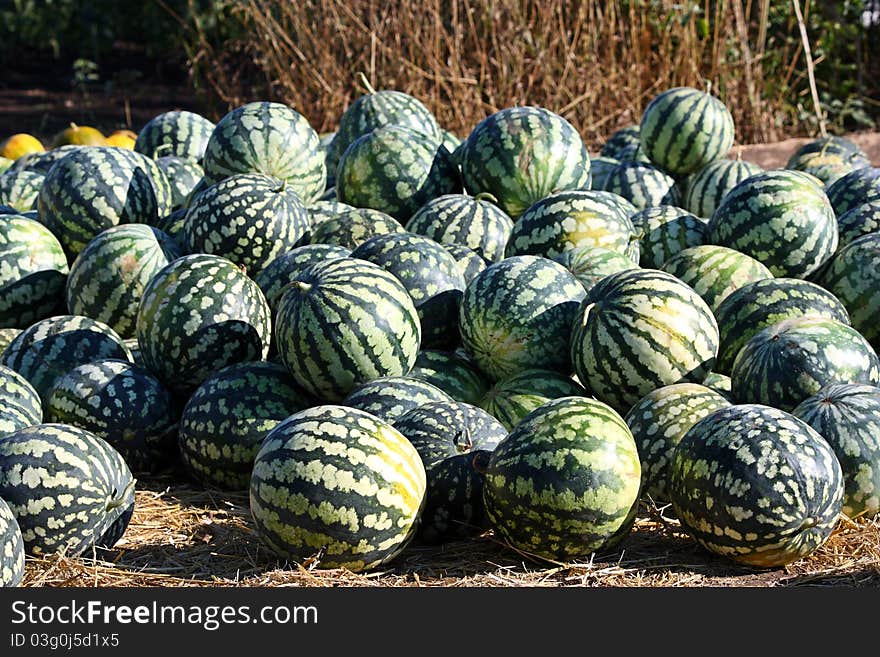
[
  {"x1": 351, "y1": 233, "x2": 466, "y2": 348},
  {"x1": 443, "y1": 244, "x2": 489, "y2": 284},
  {"x1": 683, "y1": 158, "x2": 763, "y2": 219},
  {"x1": 274, "y1": 258, "x2": 421, "y2": 401},
  {"x1": 0, "y1": 423, "x2": 135, "y2": 556},
  {"x1": 668, "y1": 404, "x2": 843, "y2": 567},
  {"x1": 37, "y1": 147, "x2": 173, "y2": 258},
  {"x1": 0, "y1": 497, "x2": 24, "y2": 586},
  {"x1": 459, "y1": 255, "x2": 586, "y2": 380},
  {"x1": 483, "y1": 396, "x2": 641, "y2": 559},
  {"x1": 792, "y1": 383, "x2": 880, "y2": 518},
  {"x1": 0, "y1": 157, "x2": 11, "y2": 175},
  {"x1": 601, "y1": 161, "x2": 680, "y2": 210},
  {"x1": 601, "y1": 125, "x2": 648, "y2": 162},
  {"x1": 703, "y1": 371, "x2": 733, "y2": 400},
  {"x1": 624, "y1": 383, "x2": 730, "y2": 502},
  {"x1": 306, "y1": 199, "x2": 355, "y2": 229},
  {"x1": 551, "y1": 245, "x2": 639, "y2": 293},
  {"x1": 0, "y1": 214, "x2": 68, "y2": 329},
  {"x1": 309, "y1": 207, "x2": 405, "y2": 250},
  {"x1": 708, "y1": 170, "x2": 838, "y2": 278},
  {"x1": 0, "y1": 315, "x2": 132, "y2": 408},
  {"x1": 342, "y1": 376, "x2": 452, "y2": 423},
  {"x1": 394, "y1": 400, "x2": 505, "y2": 543},
  {"x1": 572, "y1": 269, "x2": 719, "y2": 414},
  {"x1": 459, "y1": 106, "x2": 591, "y2": 218},
  {"x1": 329, "y1": 83, "x2": 441, "y2": 176},
  {"x1": 731, "y1": 316, "x2": 880, "y2": 412},
  {"x1": 836, "y1": 201, "x2": 880, "y2": 248},
  {"x1": 136, "y1": 254, "x2": 271, "y2": 396},
  {"x1": 0, "y1": 169, "x2": 44, "y2": 212},
  {"x1": 631, "y1": 205, "x2": 708, "y2": 269},
  {"x1": 787, "y1": 136, "x2": 870, "y2": 187},
  {"x1": 156, "y1": 155, "x2": 204, "y2": 210},
  {"x1": 825, "y1": 167, "x2": 880, "y2": 217},
  {"x1": 0, "y1": 329, "x2": 20, "y2": 356},
  {"x1": 179, "y1": 361, "x2": 312, "y2": 490},
  {"x1": 660, "y1": 244, "x2": 773, "y2": 311},
  {"x1": 134, "y1": 110, "x2": 215, "y2": 161},
  {"x1": 202, "y1": 101, "x2": 326, "y2": 204},
  {"x1": 11, "y1": 145, "x2": 81, "y2": 175},
  {"x1": 66, "y1": 224, "x2": 182, "y2": 339},
  {"x1": 183, "y1": 173, "x2": 310, "y2": 274},
  {"x1": 589, "y1": 156, "x2": 622, "y2": 191},
  {"x1": 714, "y1": 277, "x2": 851, "y2": 374},
  {"x1": 405, "y1": 193, "x2": 513, "y2": 263},
  {"x1": 505, "y1": 190, "x2": 637, "y2": 260},
  {"x1": 408, "y1": 349, "x2": 490, "y2": 405},
  {"x1": 153, "y1": 208, "x2": 187, "y2": 248},
  {"x1": 639, "y1": 87, "x2": 735, "y2": 175},
  {"x1": 45, "y1": 358, "x2": 177, "y2": 473},
  {"x1": 0, "y1": 364, "x2": 41, "y2": 437},
  {"x1": 249, "y1": 405, "x2": 426, "y2": 571},
  {"x1": 441, "y1": 129, "x2": 462, "y2": 155},
  {"x1": 254, "y1": 244, "x2": 350, "y2": 315},
  {"x1": 479, "y1": 368, "x2": 588, "y2": 431},
  {"x1": 336, "y1": 125, "x2": 461, "y2": 223},
  {"x1": 817, "y1": 233, "x2": 880, "y2": 349},
  {"x1": 593, "y1": 190, "x2": 639, "y2": 219}
]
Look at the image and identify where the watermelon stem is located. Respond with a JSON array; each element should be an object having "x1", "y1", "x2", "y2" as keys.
[
  {"x1": 357, "y1": 72, "x2": 377, "y2": 96},
  {"x1": 474, "y1": 192, "x2": 499, "y2": 205},
  {"x1": 453, "y1": 429, "x2": 473, "y2": 453},
  {"x1": 106, "y1": 478, "x2": 136, "y2": 512}
]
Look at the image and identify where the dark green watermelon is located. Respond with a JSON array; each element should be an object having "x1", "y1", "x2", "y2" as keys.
[
  {"x1": 836, "y1": 201, "x2": 880, "y2": 248},
  {"x1": 408, "y1": 349, "x2": 490, "y2": 405},
  {"x1": 306, "y1": 199, "x2": 355, "y2": 229},
  {"x1": 550, "y1": 245, "x2": 639, "y2": 293},
  {"x1": 0, "y1": 169, "x2": 44, "y2": 212},
  {"x1": 631, "y1": 205, "x2": 707, "y2": 269},
  {"x1": 443, "y1": 244, "x2": 489, "y2": 284},
  {"x1": 308, "y1": 207, "x2": 405, "y2": 250},
  {"x1": 0, "y1": 364, "x2": 42, "y2": 437},
  {"x1": 11, "y1": 145, "x2": 81, "y2": 175},
  {"x1": 342, "y1": 376, "x2": 452, "y2": 423},
  {"x1": 179, "y1": 361, "x2": 313, "y2": 490},
  {"x1": 683, "y1": 159, "x2": 762, "y2": 219},
  {"x1": 153, "y1": 208, "x2": 187, "y2": 247},
  {"x1": 135, "y1": 110, "x2": 215, "y2": 161},
  {"x1": 589, "y1": 156, "x2": 622, "y2": 191},
  {"x1": 254, "y1": 244, "x2": 351, "y2": 315},
  {"x1": 601, "y1": 125, "x2": 647, "y2": 161},
  {"x1": 825, "y1": 167, "x2": 880, "y2": 217},
  {"x1": 0, "y1": 497, "x2": 25, "y2": 587},
  {"x1": 787, "y1": 136, "x2": 870, "y2": 186},
  {"x1": 602, "y1": 161, "x2": 680, "y2": 210},
  {"x1": 479, "y1": 368, "x2": 588, "y2": 431},
  {"x1": 156, "y1": 155, "x2": 205, "y2": 210}
]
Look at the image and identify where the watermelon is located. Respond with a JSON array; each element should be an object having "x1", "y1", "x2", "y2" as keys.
[
  {"x1": 731, "y1": 316, "x2": 880, "y2": 412},
  {"x1": 202, "y1": 101, "x2": 326, "y2": 204},
  {"x1": 624, "y1": 383, "x2": 730, "y2": 502},
  {"x1": 639, "y1": 87, "x2": 735, "y2": 175},
  {"x1": 394, "y1": 400, "x2": 505, "y2": 543},
  {"x1": 0, "y1": 498, "x2": 25, "y2": 587},
  {"x1": 571, "y1": 269, "x2": 719, "y2": 414},
  {"x1": 249, "y1": 405, "x2": 426, "y2": 571},
  {"x1": 443, "y1": 244, "x2": 489, "y2": 284},
  {"x1": 45, "y1": 358, "x2": 177, "y2": 473},
  {"x1": 308, "y1": 207, "x2": 405, "y2": 250},
  {"x1": 179, "y1": 361, "x2": 312, "y2": 490},
  {"x1": 0, "y1": 315, "x2": 132, "y2": 408},
  {"x1": 631, "y1": 205, "x2": 708, "y2": 269},
  {"x1": 441, "y1": 129, "x2": 462, "y2": 155},
  {"x1": 408, "y1": 349, "x2": 490, "y2": 405},
  {"x1": 479, "y1": 368, "x2": 588, "y2": 431},
  {"x1": 0, "y1": 364, "x2": 41, "y2": 437},
  {"x1": 787, "y1": 136, "x2": 871, "y2": 187},
  {"x1": 708, "y1": 169, "x2": 838, "y2": 278},
  {"x1": 274, "y1": 257, "x2": 421, "y2": 401},
  {"x1": 792, "y1": 383, "x2": 880, "y2": 518},
  {"x1": 703, "y1": 372, "x2": 733, "y2": 400},
  {"x1": 459, "y1": 106, "x2": 591, "y2": 218},
  {"x1": 593, "y1": 190, "x2": 639, "y2": 219},
  {"x1": 483, "y1": 396, "x2": 641, "y2": 560},
  {"x1": 342, "y1": 376, "x2": 452, "y2": 423},
  {"x1": 184, "y1": 173, "x2": 310, "y2": 274},
  {"x1": 550, "y1": 245, "x2": 639, "y2": 293},
  {"x1": 0, "y1": 157, "x2": 12, "y2": 175},
  {"x1": 336, "y1": 125, "x2": 461, "y2": 222},
  {"x1": 836, "y1": 201, "x2": 880, "y2": 248},
  {"x1": 12, "y1": 145, "x2": 81, "y2": 175},
  {"x1": 683, "y1": 158, "x2": 763, "y2": 219},
  {"x1": 0, "y1": 329, "x2": 21, "y2": 355},
  {"x1": 589, "y1": 156, "x2": 622, "y2": 191},
  {"x1": 601, "y1": 161, "x2": 679, "y2": 210},
  {"x1": 66, "y1": 224, "x2": 183, "y2": 339},
  {"x1": 37, "y1": 147, "x2": 173, "y2": 258},
  {"x1": 254, "y1": 244, "x2": 350, "y2": 315},
  {"x1": 660, "y1": 244, "x2": 773, "y2": 311},
  {"x1": 405, "y1": 193, "x2": 513, "y2": 263},
  {"x1": 601, "y1": 125, "x2": 647, "y2": 162},
  {"x1": 668, "y1": 404, "x2": 843, "y2": 567},
  {"x1": 459, "y1": 255, "x2": 586, "y2": 380},
  {"x1": 714, "y1": 277, "x2": 851, "y2": 374},
  {"x1": 825, "y1": 167, "x2": 880, "y2": 217},
  {"x1": 0, "y1": 214, "x2": 68, "y2": 329},
  {"x1": 0, "y1": 423, "x2": 135, "y2": 556},
  {"x1": 136, "y1": 254, "x2": 271, "y2": 396},
  {"x1": 504, "y1": 190, "x2": 638, "y2": 260},
  {"x1": 156, "y1": 155, "x2": 204, "y2": 210},
  {"x1": 0, "y1": 169, "x2": 44, "y2": 212},
  {"x1": 817, "y1": 233, "x2": 880, "y2": 349},
  {"x1": 134, "y1": 110, "x2": 215, "y2": 161},
  {"x1": 153, "y1": 208, "x2": 187, "y2": 248},
  {"x1": 307, "y1": 199, "x2": 355, "y2": 229},
  {"x1": 351, "y1": 233, "x2": 466, "y2": 348}
]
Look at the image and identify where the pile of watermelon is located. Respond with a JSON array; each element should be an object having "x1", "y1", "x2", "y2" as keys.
[{"x1": 1, "y1": 80, "x2": 880, "y2": 585}]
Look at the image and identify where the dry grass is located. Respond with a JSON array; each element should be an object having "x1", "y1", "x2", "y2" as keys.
[{"x1": 20, "y1": 474, "x2": 880, "y2": 588}]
